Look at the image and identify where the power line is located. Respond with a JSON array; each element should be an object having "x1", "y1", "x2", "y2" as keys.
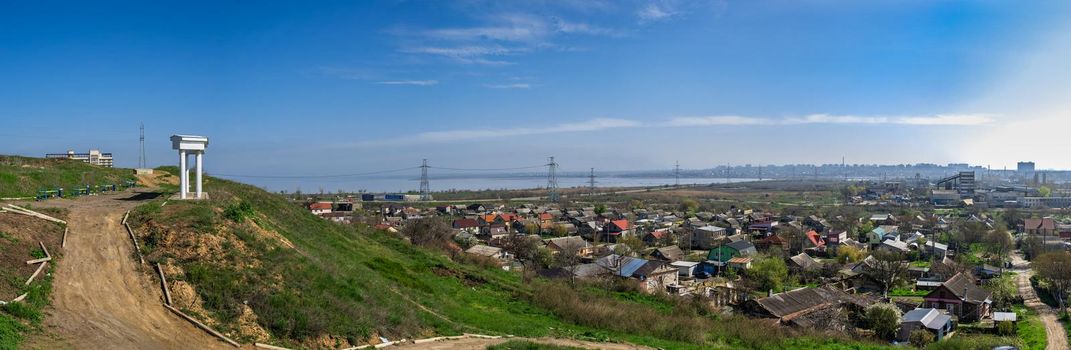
[
  {"x1": 547, "y1": 156, "x2": 559, "y2": 202},
  {"x1": 588, "y1": 168, "x2": 597, "y2": 196},
  {"x1": 419, "y1": 159, "x2": 430, "y2": 201},
  {"x1": 428, "y1": 165, "x2": 544, "y2": 171},
  {"x1": 674, "y1": 161, "x2": 680, "y2": 186},
  {"x1": 138, "y1": 123, "x2": 146, "y2": 169},
  {"x1": 213, "y1": 166, "x2": 420, "y2": 179}
]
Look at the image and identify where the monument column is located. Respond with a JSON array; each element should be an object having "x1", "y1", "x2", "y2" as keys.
[{"x1": 179, "y1": 149, "x2": 187, "y2": 199}]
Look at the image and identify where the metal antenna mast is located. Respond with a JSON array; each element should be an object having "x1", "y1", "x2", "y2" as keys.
[
  {"x1": 547, "y1": 156, "x2": 560, "y2": 202},
  {"x1": 674, "y1": 161, "x2": 680, "y2": 186},
  {"x1": 588, "y1": 168, "x2": 596, "y2": 196},
  {"x1": 419, "y1": 159, "x2": 430, "y2": 201},
  {"x1": 138, "y1": 123, "x2": 146, "y2": 168}
]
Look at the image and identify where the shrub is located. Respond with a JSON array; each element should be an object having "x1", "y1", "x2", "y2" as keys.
[
  {"x1": 909, "y1": 329, "x2": 934, "y2": 348},
  {"x1": 996, "y1": 320, "x2": 1015, "y2": 336},
  {"x1": 223, "y1": 201, "x2": 254, "y2": 222},
  {"x1": 865, "y1": 303, "x2": 901, "y2": 340}
]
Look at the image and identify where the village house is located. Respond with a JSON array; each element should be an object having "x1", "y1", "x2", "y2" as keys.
[
  {"x1": 1023, "y1": 217, "x2": 1056, "y2": 235},
  {"x1": 308, "y1": 202, "x2": 332, "y2": 215},
  {"x1": 689, "y1": 225, "x2": 727, "y2": 250},
  {"x1": 745, "y1": 286, "x2": 875, "y2": 329},
  {"x1": 922, "y1": 272, "x2": 993, "y2": 322},
  {"x1": 899, "y1": 308, "x2": 954, "y2": 342},
  {"x1": 544, "y1": 236, "x2": 594, "y2": 257},
  {"x1": 600, "y1": 219, "x2": 630, "y2": 243}
]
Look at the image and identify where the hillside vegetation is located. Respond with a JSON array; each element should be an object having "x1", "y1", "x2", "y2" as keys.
[
  {"x1": 128, "y1": 170, "x2": 895, "y2": 349},
  {"x1": 0, "y1": 207, "x2": 66, "y2": 350},
  {"x1": 0, "y1": 155, "x2": 135, "y2": 198}
]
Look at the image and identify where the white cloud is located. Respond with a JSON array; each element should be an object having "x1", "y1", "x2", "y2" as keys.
[
  {"x1": 637, "y1": 3, "x2": 677, "y2": 22},
  {"x1": 484, "y1": 83, "x2": 531, "y2": 89},
  {"x1": 376, "y1": 80, "x2": 439, "y2": 86},
  {"x1": 349, "y1": 113, "x2": 992, "y2": 147},
  {"x1": 667, "y1": 115, "x2": 769, "y2": 126},
  {"x1": 402, "y1": 45, "x2": 521, "y2": 65},
  {"x1": 786, "y1": 114, "x2": 995, "y2": 126}
]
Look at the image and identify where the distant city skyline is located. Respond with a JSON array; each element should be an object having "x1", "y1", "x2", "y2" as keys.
[{"x1": 2, "y1": 1, "x2": 1070, "y2": 175}]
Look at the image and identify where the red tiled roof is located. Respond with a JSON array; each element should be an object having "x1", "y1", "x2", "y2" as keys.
[
  {"x1": 309, "y1": 203, "x2": 332, "y2": 210},
  {"x1": 611, "y1": 220, "x2": 630, "y2": 230},
  {"x1": 806, "y1": 230, "x2": 825, "y2": 248},
  {"x1": 539, "y1": 213, "x2": 553, "y2": 220}
]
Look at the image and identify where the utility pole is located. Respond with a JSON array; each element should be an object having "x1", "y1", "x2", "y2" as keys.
[
  {"x1": 674, "y1": 161, "x2": 680, "y2": 187},
  {"x1": 419, "y1": 159, "x2": 430, "y2": 201},
  {"x1": 138, "y1": 123, "x2": 146, "y2": 169},
  {"x1": 547, "y1": 156, "x2": 560, "y2": 202},
  {"x1": 758, "y1": 165, "x2": 763, "y2": 181},
  {"x1": 842, "y1": 156, "x2": 847, "y2": 182},
  {"x1": 588, "y1": 168, "x2": 597, "y2": 196}
]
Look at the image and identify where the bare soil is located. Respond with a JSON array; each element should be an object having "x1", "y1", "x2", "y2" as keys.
[
  {"x1": 0, "y1": 210, "x2": 65, "y2": 300},
  {"x1": 1011, "y1": 250, "x2": 1069, "y2": 350},
  {"x1": 20, "y1": 191, "x2": 230, "y2": 349}
]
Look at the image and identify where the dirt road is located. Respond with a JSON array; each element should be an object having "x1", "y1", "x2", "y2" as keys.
[
  {"x1": 26, "y1": 191, "x2": 229, "y2": 349},
  {"x1": 1011, "y1": 250, "x2": 1069, "y2": 350}
]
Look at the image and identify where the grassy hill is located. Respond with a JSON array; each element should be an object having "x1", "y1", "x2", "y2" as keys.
[
  {"x1": 0, "y1": 207, "x2": 66, "y2": 350},
  {"x1": 127, "y1": 169, "x2": 903, "y2": 350},
  {"x1": 0, "y1": 155, "x2": 136, "y2": 198}
]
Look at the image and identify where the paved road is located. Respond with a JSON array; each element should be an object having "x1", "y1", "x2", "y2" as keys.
[
  {"x1": 26, "y1": 191, "x2": 230, "y2": 349},
  {"x1": 1011, "y1": 250, "x2": 1069, "y2": 350}
]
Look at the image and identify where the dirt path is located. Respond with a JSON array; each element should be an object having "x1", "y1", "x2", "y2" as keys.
[
  {"x1": 25, "y1": 191, "x2": 229, "y2": 349},
  {"x1": 390, "y1": 337, "x2": 655, "y2": 350},
  {"x1": 1011, "y1": 250, "x2": 1069, "y2": 350}
]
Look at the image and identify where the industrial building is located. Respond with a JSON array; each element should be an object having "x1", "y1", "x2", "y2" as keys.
[{"x1": 45, "y1": 149, "x2": 114, "y2": 167}]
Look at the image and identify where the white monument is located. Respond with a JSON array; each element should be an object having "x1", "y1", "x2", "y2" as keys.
[{"x1": 170, "y1": 134, "x2": 209, "y2": 199}]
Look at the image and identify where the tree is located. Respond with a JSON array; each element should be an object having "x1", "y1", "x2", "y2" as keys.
[
  {"x1": 908, "y1": 329, "x2": 934, "y2": 348},
  {"x1": 749, "y1": 256, "x2": 789, "y2": 293},
  {"x1": 594, "y1": 204, "x2": 607, "y2": 216},
  {"x1": 865, "y1": 303, "x2": 902, "y2": 340},
  {"x1": 836, "y1": 245, "x2": 865, "y2": 264},
  {"x1": 680, "y1": 198, "x2": 699, "y2": 217},
  {"x1": 984, "y1": 226, "x2": 1013, "y2": 270},
  {"x1": 864, "y1": 250, "x2": 909, "y2": 297},
  {"x1": 778, "y1": 226, "x2": 806, "y2": 256},
  {"x1": 984, "y1": 275, "x2": 1019, "y2": 310},
  {"x1": 1034, "y1": 252, "x2": 1071, "y2": 311},
  {"x1": 552, "y1": 240, "x2": 584, "y2": 287},
  {"x1": 1040, "y1": 186, "x2": 1053, "y2": 198},
  {"x1": 502, "y1": 234, "x2": 542, "y2": 283},
  {"x1": 401, "y1": 217, "x2": 455, "y2": 252},
  {"x1": 858, "y1": 221, "x2": 876, "y2": 242},
  {"x1": 618, "y1": 235, "x2": 646, "y2": 257}
]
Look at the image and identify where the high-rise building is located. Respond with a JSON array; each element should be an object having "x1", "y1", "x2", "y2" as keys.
[
  {"x1": 45, "y1": 149, "x2": 114, "y2": 167},
  {"x1": 1017, "y1": 161, "x2": 1036, "y2": 175}
]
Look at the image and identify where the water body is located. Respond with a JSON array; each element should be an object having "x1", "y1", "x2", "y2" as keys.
[{"x1": 237, "y1": 176, "x2": 761, "y2": 194}]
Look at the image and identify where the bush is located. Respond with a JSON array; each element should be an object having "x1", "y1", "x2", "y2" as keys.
[
  {"x1": 865, "y1": 303, "x2": 901, "y2": 340},
  {"x1": 909, "y1": 329, "x2": 934, "y2": 348},
  {"x1": 996, "y1": 320, "x2": 1015, "y2": 336},
  {"x1": 223, "y1": 201, "x2": 254, "y2": 222}
]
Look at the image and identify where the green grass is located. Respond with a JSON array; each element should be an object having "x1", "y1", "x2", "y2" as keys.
[
  {"x1": 0, "y1": 263, "x2": 57, "y2": 350},
  {"x1": 486, "y1": 340, "x2": 583, "y2": 350},
  {"x1": 128, "y1": 173, "x2": 902, "y2": 350},
  {"x1": 0, "y1": 155, "x2": 136, "y2": 198},
  {"x1": 1015, "y1": 305, "x2": 1047, "y2": 350},
  {"x1": 889, "y1": 288, "x2": 929, "y2": 297}
]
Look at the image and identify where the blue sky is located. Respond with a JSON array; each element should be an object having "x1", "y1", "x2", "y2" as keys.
[{"x1": 2, "y1": 0, "x2": 1070, "y2": 180}]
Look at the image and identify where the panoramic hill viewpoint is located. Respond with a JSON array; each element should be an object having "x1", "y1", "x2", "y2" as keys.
[{"x1": 4, "y1": 1, "x2": 1071, "y2": 350}]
